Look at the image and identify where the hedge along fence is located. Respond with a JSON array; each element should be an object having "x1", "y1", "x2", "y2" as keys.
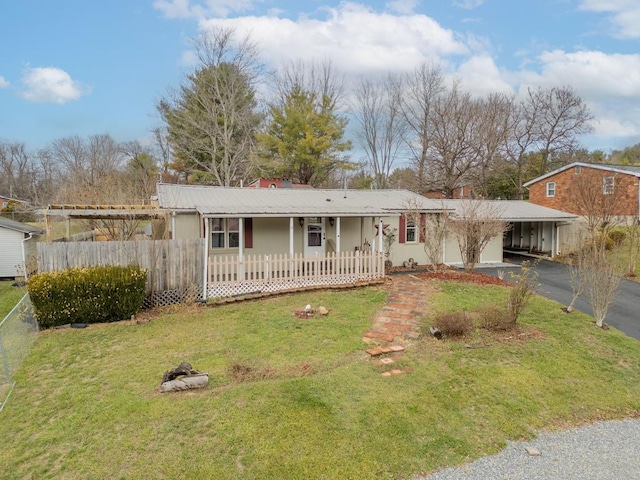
[{"x1": 27, "y1": 265, "x2": 147, "y2": 329}]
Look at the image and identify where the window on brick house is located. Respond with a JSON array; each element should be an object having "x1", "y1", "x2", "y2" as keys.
[
  {"x1": 603, "y1": 176, "x2": 614, "y2": 195},
  {"x1": 575, "y1": 165, "x2": 581, "y2": 174},
  {"x1": 546, "y1": 182, "x2": 556, "y2": 197}
]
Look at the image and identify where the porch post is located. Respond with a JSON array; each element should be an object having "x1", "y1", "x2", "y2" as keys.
[
  {"x1": 238, "y1": 217, "x2": 244, "y2": 280},
  {"x1": 378, "y1": 219, "x2": 383, "y2": 253},
  {"x1": 202, "y1": 217, "x2": 209, "y2": 301},
  {"x1": 289, "y1": 217, "x2": 294, "y2": 255},
  {"x1": 336, "y1": 217, "x2": 341, "y2": 252},
  {"x1": 238, "y1": 218, "x2": 244, "y2": 260}
]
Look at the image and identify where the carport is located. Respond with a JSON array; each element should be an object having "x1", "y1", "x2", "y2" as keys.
[{"x1": 498, "y1": 202, "x2": 577, "y2": 257}]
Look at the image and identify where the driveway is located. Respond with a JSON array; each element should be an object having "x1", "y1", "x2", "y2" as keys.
[{"x1": 480, "y1": 254, "x2": 640, "y2": 341}]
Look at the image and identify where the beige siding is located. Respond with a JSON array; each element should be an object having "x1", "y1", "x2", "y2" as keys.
[
  {"x1": 444, "y1": 236, "x2": 463, "y2": 264},
  {"x1": 250, "y1": 217, "x2": 298, "y2": 255},
  {"x1": 481, "y1": 236, "x2": 503, "y2": 263},
  {"x1": 173, "y1": 213, "x2": 200, "y2": 240}
]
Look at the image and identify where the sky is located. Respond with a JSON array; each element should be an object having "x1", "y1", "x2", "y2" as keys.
[{"x1": 1, "y1": 0, "x2": 639, "y2": 154}]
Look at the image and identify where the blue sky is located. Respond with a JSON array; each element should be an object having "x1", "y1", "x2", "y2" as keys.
[{"x1": 1, "y1": 0, "x2": 639, "y2": 152}]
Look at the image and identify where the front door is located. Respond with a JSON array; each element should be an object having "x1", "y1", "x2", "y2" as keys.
[{"x1": 304, "y1": 217, "x2": 324, "y2": 257}]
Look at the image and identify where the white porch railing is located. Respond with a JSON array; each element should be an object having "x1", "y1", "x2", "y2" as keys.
[{"x1": 207, "y1": 251, "x2": 385, "y2": 298}]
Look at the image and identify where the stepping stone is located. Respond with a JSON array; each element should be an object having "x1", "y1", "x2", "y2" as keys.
[
  {"x1": 380, "y1": 347, "x2": 393, "y2": 354},
  {"x1": 365, "y1": 348, "x2": 383, "y2": 357},
  {"x1": 380, "y1": 357, "x2": 394, "y2": 365},
  {"x1": 381, "y1": 372, "x2": 392, "y2": 377},
  {"x1": 390, "y1": 345, "x2": 405, "y2": 352},
  {"x1": 390, "y1": 369, "x2": 403, "y2": 375},
  {"x1": 525, "y1": 447, "x2": 541, "y2": 456},
  {"x1": 363, "y1": 332, "x2": 395, "y2": 342}
]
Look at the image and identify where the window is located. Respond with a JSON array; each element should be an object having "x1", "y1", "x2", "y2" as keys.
[
  {"x1": 210, "y1": 218, "x2": 240, "y2": 249},
  {"x1": 603, "y1": 176, "x2": 614, "y2": 195},
  {"x1": 575, "y1": 165, "x2": 581, "y2": 174},
  {"x1": 546, "y1": 182, "x2": 556, "y2": 197},
  {"x1": 406, "y1": 220, "x2": 418, "y2": 243}
]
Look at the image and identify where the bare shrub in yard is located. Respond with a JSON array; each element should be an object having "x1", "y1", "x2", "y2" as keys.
[
  {"x1": 477, "y1": 305, "x2": 513, "y2": 331},
  {"x1": 432, "y1": 311, "x2": 473, "y2": 337},
  {"x1": 507, "y1": 261, "x2": 538, "y2": 324},
  {"x1": 580, "y1": 242, "x2": 621, "y2": 328}
]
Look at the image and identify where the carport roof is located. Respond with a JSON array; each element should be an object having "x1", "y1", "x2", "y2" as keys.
[{"x1": 439, "y1": 199, "x2": 577, "y2": 222}]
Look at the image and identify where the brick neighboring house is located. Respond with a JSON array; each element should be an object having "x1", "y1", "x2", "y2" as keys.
[{"x1": 524, "y1": 162, "x2": 640, "y2": 220}]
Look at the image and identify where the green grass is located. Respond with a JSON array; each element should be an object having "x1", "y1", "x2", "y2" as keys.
[
  {"x1": 1, "y1": 282, "x2": 640, "y2": 479},
  {"x1": 0, "y1": 280, "x2": 27, "y2": 319}
]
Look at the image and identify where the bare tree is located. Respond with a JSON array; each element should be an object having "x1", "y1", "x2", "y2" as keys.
[
  {"x1": 531, "y1": 86, "x2": 594, "y2": 176},
  {"x1": 428, "y1": 83, "x2": 482, "y2": 198},
  {"x1": 352, "y1": 74, "x2": 405, "y2": 188},
  {"x1": 399, "y1": 62, "x2": 446, "y2": 192},
  {"x1": 158, "y1": 27, "x2": 263, "y2": 186},
  {"x1": 448, "y1": 200, "x2": 508, "y2": 271},
  {"x1": 472, "y1": 92, "x2": 513, "y2": 197},
  {"x1": 504, "y1": 86, "x2": 593, "y2": 198}
]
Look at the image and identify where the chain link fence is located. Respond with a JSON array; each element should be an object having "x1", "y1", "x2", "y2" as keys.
[{"x1": 0, "y1": 294, "x2": 39, "y2": 412}]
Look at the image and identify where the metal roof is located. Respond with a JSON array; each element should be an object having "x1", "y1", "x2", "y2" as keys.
[
  {"x1": 0, "y1": 216, "x2": 42, "y2": 234},
  {"x1": 523, "y1": 162, "x2": 640, "y2": 187},
  {"x1": 155, "y1": 184, "x2": 576, "y2": 222},
  {"x1": 439, "y1": 199, "x2": 577, "y2": 222},
  {"x1": 156, "y1": 183, "x2": 452, "y2": 217}
]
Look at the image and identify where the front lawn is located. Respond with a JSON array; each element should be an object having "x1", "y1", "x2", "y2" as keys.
[
  {"x1": 0, "y1": 280, "x2": 27, "y2": 319},
  {"x1": 1, "y1": 281, "x2": 639, "y2": 479}
]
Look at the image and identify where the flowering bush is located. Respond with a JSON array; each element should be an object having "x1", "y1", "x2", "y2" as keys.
[{"x1": 28, "y1": 265, "x2": 147, "y2": 329}]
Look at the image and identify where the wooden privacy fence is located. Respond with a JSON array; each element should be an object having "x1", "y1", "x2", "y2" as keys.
[
  {"x1": 37, "y1": 239, "x2": 204, "y2": 307},
  {"x1": 208, "y1": 251, "x2": 385, "y2": 298}
]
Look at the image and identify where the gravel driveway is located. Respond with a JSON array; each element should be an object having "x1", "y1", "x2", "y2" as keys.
[{"x1": 420, "y1": 418, "x2": 640, "y2": 480}]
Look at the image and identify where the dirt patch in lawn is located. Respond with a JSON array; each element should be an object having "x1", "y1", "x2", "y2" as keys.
[{"x1": 414, "y1": 270, "x2": 511, "y2": 287}]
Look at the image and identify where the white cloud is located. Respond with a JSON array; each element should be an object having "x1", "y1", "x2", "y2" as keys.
[
  {"x1": 154, "y1": 0, "x2": 255, "y2": 19},
  {"x1": 514, "y1": 49, "x2": 640, "y2": 143},
  {"x1": 385, "y1": 0, "x2": 418, "y2": 15},
  {"x1": 0, "y1": 75, "x2": 9, "y2": 88},
  {"x1": 456, "y1": 55, "x2": 513, "y2": 97},
  {"x1": 20, "y1": 67, "x2": 89, "y2": 104},
  {"x1": 453, "y1": 0, "x2": 485, "y2": 9},
  {"x1": 579, "y1": 0, "x2": 640, "y2": 38},
  {"x1": 200, "y1": 3, "x2": 468, "y2": 75}
]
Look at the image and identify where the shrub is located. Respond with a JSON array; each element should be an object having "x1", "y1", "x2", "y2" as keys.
[
  {"x1": 431, "y1": 311, "x2": 473, "y2": 337},
  {"x1": 28, "y1": 265, "x2": 147, "y2": 329},
  {"x1": 507, "y1": 261, "x2": 538, "y2": 324},
  {"x1": 477, "y1": 305, "x2": 513, "y2": 331},
  {"x1": 608, "y1": 229, "x2": 627, "y2": 246}
]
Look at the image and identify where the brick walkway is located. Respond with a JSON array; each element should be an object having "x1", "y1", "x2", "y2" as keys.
[{"x1": 363, "y1": 274, "x2": 430, "y2": 375}]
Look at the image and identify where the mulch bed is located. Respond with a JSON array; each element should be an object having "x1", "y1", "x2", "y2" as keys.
[{"x1": 414, "y1": 270, "x2": 511, "y2": 287}]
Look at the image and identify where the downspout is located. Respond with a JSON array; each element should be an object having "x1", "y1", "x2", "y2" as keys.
[
  {"x1": 336, "y1": 217, "x2": 341, "y2": 253},
  {"x1": 21, "y1": 233, "x2": 33, "y2": 280}
]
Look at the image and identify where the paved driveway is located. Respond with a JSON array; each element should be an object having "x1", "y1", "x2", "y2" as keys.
[{"x1": 480, "y1": 254, "x2": 640, "y2": 341}]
